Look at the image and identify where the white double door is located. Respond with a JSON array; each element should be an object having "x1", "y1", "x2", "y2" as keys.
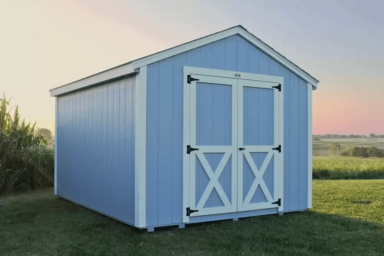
[{"x1": 183, "y1": 69, "x2": 284, "y2": 222}]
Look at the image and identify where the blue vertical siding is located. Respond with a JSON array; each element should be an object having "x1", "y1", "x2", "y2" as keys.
[
  {"x1": 57, "y1": 76, "x2": 136, "y2": 225},
  {"x1": 158, "y1": 58, "x2": 174, "y2": 225},
  {"x1": 146, "y1": 34, "x2": 309, "y2": 227},
  {"x1": 243, "y1": 87, "x2": 274, "y2": 146},
  {"x1": 196, "y1": 83, "x2": 232, "y2": 146}
]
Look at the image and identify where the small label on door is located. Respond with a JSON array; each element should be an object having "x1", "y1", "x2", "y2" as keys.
[{"x1": 235, "y1": 74, "x2": 241, "y2": 77}]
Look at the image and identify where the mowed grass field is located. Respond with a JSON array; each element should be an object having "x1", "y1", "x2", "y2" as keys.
[
  {"x1": 313, "y1": 138, "x2": 384, "y2": 156},
  {"x1": 1, "y1": 181, "x2": 384, "y2": 256},
  {"x1": 313, "y1": 156, "x2": 384, "y2": 179},
  {"x1": 312, "y1": 138, "x2": 384, "y2": 179}
]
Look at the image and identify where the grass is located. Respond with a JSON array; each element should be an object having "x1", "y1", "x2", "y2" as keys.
[
  {"x1": 313, "y1": 138, "x2": 384, "y2": 156},
  {"x1": 1, "y1": 180, "x2": 384, "y2": 256},
  {"x1": 313, "y1": 156, "x2": 384, "y2": 179}
]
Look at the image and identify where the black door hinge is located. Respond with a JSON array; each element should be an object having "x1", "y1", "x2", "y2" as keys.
[
  {"x1": 187, "y1": 145, "x2": 199, "y2": 154},
  {"x1": 186, "y1": 207, "x2": 199, "y2": 216},
  {"x1": 272, "y1": 145, "x2": 281, "y2": 153},
  {"x1": 187, "y1": 75, "x2": 199, "y2": 84},
  {"x1": 272, "y1": 198, "x2": 281, "y2": 206},
  {"x1": 272, "y1": 84, "x2": 281, "y2": 91}
]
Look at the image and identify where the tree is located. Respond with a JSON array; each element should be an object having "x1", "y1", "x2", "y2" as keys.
[
  {"x1": 367, "y1": 147, "x2": 384, "y2": 157},
  {"x1": 36, "y1": 128, "x2": 52, "y2": 141},
  {"x1": 350, "y1": 147, "x2": 368, "y2": 157},
  {"x1": 329, "y1": 143, "x2": 341, "y2": 155}
]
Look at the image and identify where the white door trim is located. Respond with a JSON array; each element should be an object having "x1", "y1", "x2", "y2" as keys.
[
  {"x1": 182, "y1": 70, "x2": 191, "y2": 223},
  {"x1": 277, "y1": 77, "x2": 284, "y2": 212},
  {"x1": 185, "y1": 66, "x2": 283, "y2": 84},
  {"x1": 187, "y1": 74, "x2": 238, "y2": 219},
  {"x1": 183, "y1": 67, "x2": 285, "y2": 222},
  {"x1": 237, "y1": 79, "x2": 284, "y2": 212},
  {"x1": 242, "y1": 151, "x2": 274, "y2": 205},
  {"x1": 194, "y1": 152, "x2": 232, "y2": 209}
]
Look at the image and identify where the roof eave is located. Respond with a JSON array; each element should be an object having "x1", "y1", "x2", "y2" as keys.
[
  {"x1": 131, "y1": 26, "x2": 319, "y2": 88},
  {"x1": 50, "y1": 63, "x2": 136, "y2": 97},
  {"x1": 50, "y1": 25, "x2": 319, "y2": 97}
]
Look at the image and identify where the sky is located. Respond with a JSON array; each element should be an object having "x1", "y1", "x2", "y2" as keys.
[{"x1": 0, "y1": 0, "x2": 383, "y2": 135}]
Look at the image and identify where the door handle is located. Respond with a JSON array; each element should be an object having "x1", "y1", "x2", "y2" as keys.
[{"x1": 239, "y1": 147, "x2": 245, "y2": 151}]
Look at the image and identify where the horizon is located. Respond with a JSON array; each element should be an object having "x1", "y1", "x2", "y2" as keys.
[{"x1": 1, "y1": 0, "x2": 383, "y2": 135}]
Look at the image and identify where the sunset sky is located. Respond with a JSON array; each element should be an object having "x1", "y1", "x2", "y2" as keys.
[{"x1": 1, "y1": 0, "x2": 383, "y2": 135}]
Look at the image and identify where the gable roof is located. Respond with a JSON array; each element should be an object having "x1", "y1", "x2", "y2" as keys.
[{"x1": 50, "y1": 25, "x2": 319, "y2": 97}]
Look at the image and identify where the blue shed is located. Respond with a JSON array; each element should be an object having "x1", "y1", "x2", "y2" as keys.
[{"x1": 50, "y1": 25, "x2": 318, "y2": 232}]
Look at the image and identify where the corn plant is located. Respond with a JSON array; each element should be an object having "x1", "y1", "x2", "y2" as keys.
[{"x1": 0, "y1": 94, "x2": 52, "y2": 195}]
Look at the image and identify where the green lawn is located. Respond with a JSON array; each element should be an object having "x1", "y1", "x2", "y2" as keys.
[
  {"x1": 313, "y1": 156, "x2": 384, "y2": 179},
  {"x1": 1, "y1": 180, "x2": 384, "y2": 256}
]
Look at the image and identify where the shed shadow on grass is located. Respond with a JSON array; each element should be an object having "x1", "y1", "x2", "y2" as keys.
[{"x1": 1, "y1": 189, "x2": 384, "y2": 256}]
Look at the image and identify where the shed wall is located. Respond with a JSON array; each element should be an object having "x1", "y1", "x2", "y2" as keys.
[
  {"x1": 146, "y1": 34, "x2": 309, "y2": 227},
  {"x1": 57, "y1": 76, "x2": 136, "y2": 225}
]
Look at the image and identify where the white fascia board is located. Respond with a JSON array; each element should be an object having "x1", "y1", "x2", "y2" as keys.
[
  {"x1": 132, "y1": 27, "x2": 319, "y2": 89},
  {"x1": 237, "y1": 29, "x2": 319, "y2": 88},
  {"x1": 50, "y1": 63, "x2": 135, "y2": 97},
  {"x1": 132, "y1": 28, "x2": 240, "y2": 69},
  {"x1": 50, "y1": 26, "x2": 318, "y2": 97}
]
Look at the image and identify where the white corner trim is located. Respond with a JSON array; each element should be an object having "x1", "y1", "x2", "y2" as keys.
[
  {"x1": 54, "y1": 97, "x2": 58, "y2": 196},
  {"x1": 135, "y1": 66, "x2": 147, "y2": 227},
  {"x1": 182, "y1": 68, "x2": 190, "y2": 223},
  {"x1": 50, "y1": 63, "x2": 135, "y2": 97},
  {"x1": 307, "y1": 83, "x2": 313, "y2": 208}
]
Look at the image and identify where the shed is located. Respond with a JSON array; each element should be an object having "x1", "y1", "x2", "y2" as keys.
[{"x1": 50, "y1": 25, "x2": 318, "y2": 232}]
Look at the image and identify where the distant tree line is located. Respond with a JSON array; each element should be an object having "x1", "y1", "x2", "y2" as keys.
[
  {"x1": 330, "y1": 143, "x2": 384, "y2": 158},
  {"x1": 314, "y1": 134, "x2": 384, "y2": 139}
]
